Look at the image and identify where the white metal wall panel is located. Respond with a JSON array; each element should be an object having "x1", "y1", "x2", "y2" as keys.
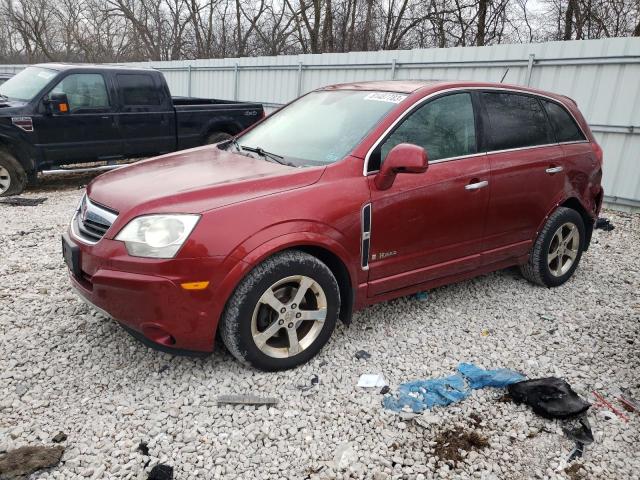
[{"x1": 1, "y1": 37, "x2": 639, "y2": 207}]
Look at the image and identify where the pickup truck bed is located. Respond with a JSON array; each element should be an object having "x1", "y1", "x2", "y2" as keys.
[{"x1": 0, "y1": 64, "x2": 264, "y2": 195}]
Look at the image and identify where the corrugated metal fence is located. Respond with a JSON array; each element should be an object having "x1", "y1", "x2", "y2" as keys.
[{"x1": 2, "y1": 37, "x2": 639, "y2": 208}]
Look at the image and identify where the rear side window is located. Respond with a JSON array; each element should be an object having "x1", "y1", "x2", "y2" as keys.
[
  {"x1": 482, "y1": 93, "x2": 553, "y2": 150},
  {"x1": 116, "y1": 74, "x2": 161, "y2": 106},
  {"x1": 371, "y1": 92, "x2": 476, "y2": 171},
  {"x1": 542, "y1": 100, "x2": 586, "y2": 143}
]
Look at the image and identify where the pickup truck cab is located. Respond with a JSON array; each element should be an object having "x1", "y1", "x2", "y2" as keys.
[
  {"x1": 63, "y1": 80, "x2": 604, "y2": 371},
  {"x1": 0, "y1": 64, "x2": 264, "y2": 196}
]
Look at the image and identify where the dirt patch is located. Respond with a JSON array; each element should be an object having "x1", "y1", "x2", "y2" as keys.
[
  {"x1": 433, "y1": 427, "x2": 489, "y2": 464},
  {"x1": 0, "y1": 445, "x2": 64, "y2": 479},
  {"x1": 468, "y1": 412, "x2": 482, "y2": 427},
  {"x1": 496, "y1": 393, "x2": 512, "y2": 403},
  {"x1": 565, "y1": 462, "x2": 584, "y2": 480}
]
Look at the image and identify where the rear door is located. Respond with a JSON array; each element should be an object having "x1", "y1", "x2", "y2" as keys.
[
  {"x1": 367, "y1": 92, "x2": 490, "y2": 296},
  {"x1": 36, "y1": 72, "x2": 122, "y2": 164},
  {"x1": 115, "y1": 73, "x2": 175, "y2": 157},
  {"x1": 480, "y1": 91, "x2": 564, "y2": 264}
]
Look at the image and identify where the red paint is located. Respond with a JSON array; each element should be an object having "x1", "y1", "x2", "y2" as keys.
[{"x1": 67, "y1": 80, "x2": 603, "y2": 353}]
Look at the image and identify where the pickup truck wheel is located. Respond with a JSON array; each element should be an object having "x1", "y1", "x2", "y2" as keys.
[
  {"x1": 0, "y1": 150, "x2": 28, "y2": 197},
  {"x1": 206, "y1": 132, "x2": 233, "y2": 145},
  {"x1": 220, "y1": 250, "x2": 340, "y2": 371},
  {"x1": 520, "y1": 207, "x2": 585, "y2": 287}
]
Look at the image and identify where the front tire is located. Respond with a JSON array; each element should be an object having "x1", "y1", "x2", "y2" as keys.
[
  {"x1": 0, "y1": 149, "x2": 28, "y2": 197},
  {"x1": 520, "y1": 207, "x2": 585, "y2": 287},
  {"x1": 220, "y1": 250, "x2": 340, "y2": 371}
]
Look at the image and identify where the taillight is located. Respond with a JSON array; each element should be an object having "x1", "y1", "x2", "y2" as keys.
[{"x1": 590, "y1": 142, "x2": 603, "y2": 164}]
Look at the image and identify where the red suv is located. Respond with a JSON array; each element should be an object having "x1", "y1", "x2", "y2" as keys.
[{"x1": 63, "y1": 80, "x2": 603, "y2": 370}]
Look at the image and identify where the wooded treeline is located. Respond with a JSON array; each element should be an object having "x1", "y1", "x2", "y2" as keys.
[{"x1": 1, "y1": 0, "x2": 639, "y2": 63}]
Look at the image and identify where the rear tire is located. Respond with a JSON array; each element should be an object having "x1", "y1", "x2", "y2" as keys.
[
  {"x1": 206, "y1": 132, "x2": 233, "y2": 145},
  {"x1": 520, "y1": 207, "x2": 585, "y2": 287},
  {"x1": 220, "y1": 250, "x2": 340, "y2": 371},
  {"x1": 0, "y1": 149, "x2": 28, "y2": 197}
]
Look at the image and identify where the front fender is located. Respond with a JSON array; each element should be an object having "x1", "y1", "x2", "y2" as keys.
[{"x1": 212, "y1": 228, "x2": 358, "y2": 329}]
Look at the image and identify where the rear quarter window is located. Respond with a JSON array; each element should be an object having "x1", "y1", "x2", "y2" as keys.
[
  {"x1": 482, "y1": 92, "x2": 554, "y2": 151},
  {"x1": 542, "y1": 100, "x2": 586, "y2": 143}
]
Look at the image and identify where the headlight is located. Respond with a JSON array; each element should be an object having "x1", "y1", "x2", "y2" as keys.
[{"x1": 115, "y1": 214, "x2": 200, "y2": 258}]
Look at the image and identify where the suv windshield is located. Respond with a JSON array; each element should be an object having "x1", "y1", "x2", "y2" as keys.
[
  {"x1": 236, "y1": 90, "x2": 406, "y2": 166},
  {"x1": 0, "y1": 66, "x2": 57, "y2": 101}
]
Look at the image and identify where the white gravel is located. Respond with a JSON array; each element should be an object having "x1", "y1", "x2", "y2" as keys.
[{"x1": 1, "y1": 183, "x2": 639, "y2": 480}]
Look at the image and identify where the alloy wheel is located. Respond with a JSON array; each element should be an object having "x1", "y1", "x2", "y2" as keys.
[
  {"x1": 251, "y1": 275, "x2": 327, "y2": 358},
  {"x1": 547, "y1": 222, "x2": 580, "y2": 277},
  {"x1": 0, "y1": 166, "x2": 10, "y2": 194}
]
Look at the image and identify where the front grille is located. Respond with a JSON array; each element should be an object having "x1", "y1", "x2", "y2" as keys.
[{"x1": 72, "y1": 195, "x2": 118, "y2": 244}]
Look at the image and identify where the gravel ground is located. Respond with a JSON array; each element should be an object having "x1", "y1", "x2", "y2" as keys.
[{"x1": 1, "y1": 181, "x2": 639, "y2": 480}]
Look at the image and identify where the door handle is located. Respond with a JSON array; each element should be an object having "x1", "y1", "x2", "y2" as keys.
[
  {"x1": 545, "y1": 166, "x2": 564, "y2": 174},
  {"x1": 465, "y1": 180, "x2": 489, "y2": 190}
]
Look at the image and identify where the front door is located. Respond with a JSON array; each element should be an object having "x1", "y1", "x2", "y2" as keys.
[
  {"x1": 35, "y1": 73, "x2": 122, "y2": 165},
  {"x1": 366, "y1": 92, "x2": 490, "y2": 296}
]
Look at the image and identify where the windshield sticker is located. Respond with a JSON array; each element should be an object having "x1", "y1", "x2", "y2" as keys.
[
  {"x1": 325, "y1": 152, "x2": 339, "y2": 162},
  {"x1": 364, "y1": 92, "x2": 407, "y2": 104},
  {"x1": 37, "y1": 71, "x2": 55, "y2": 80}
]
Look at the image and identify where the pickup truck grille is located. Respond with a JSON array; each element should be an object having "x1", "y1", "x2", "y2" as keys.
[{"x1": 72, "y1": 195, "x2": 118, "y2": 244}]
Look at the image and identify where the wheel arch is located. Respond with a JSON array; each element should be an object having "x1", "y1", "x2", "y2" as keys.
[
  {"x1": 216, "y1": 233, "x2": 357, "y2": 331},
  {"x1": 560, "y1": 197, "x2": 595, "y2": 251},
  {"x1": 203, "y1": 119, "x2": 244, "y2": 142}
]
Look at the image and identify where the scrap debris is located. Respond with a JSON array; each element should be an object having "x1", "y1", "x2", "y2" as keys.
[
  {"x1": 383, "y1": 363, "x2": 525, "y2": 413},
  {"x1": 148, "y1": 464, "x2": 174, "y2": 480},
  {"x1": 138, "y1": 442, "x2": 150, "y2": 456},
  {"x1": 51, "y1": 432, "x2": 67, "y2": 443},
  {"x1": 216, "y1": 394, "x2": 278, "y2": 406},
  {"x1": 357, "y1": 373, "x2": 387, "y2": 388},
  {"x1": 0, "y1": 445, "x2": 64, "y2": 479},
  {"x1": 595, "y1": 217, "x2": 615, "y2": 231},
  {"x1": 592, "y1": 391, "x2": 629, "y2": 422},
  {"x1": 0, "y1": 197, "x2": 48, "y2": 207},
  {"x1": 508, "y1": 378, "x2": 590, "y2": 419},
  {"x1": 296, "y1": 374, "x2": 319, "y2": 392},
  {"x1": 355, "y1": 350, "x2": 371, "y2": 360}
]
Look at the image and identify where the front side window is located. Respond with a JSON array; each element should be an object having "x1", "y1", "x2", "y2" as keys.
[
  {"x1": 0, "y1": 67, "x2": 57, "y2": 102},
  {"x1": 482, "y1": 92, "x2": 553, "y2": 151},
  {"x1": 542, "y1": 100, "x2": 586, "y2": 143},
  {"x1": 237, "y1": 90, "x2": 403, "y2": 167},
  {"x1": 370, "y1": 92, "x2": 477, "y2": 171},
  {"x1": 51, "y1": 74, "x2": 110, "y2": 111},
  {"x1": 116, "y1": 74, "x2": 161, "y2": 106}
]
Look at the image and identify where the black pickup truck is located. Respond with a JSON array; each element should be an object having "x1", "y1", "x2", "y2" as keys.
[{"x1": 0, "y1": 64, "x2": 264, "y2": 196}]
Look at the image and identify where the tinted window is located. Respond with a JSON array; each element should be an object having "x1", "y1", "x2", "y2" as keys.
[
  {"x1": 116, "y1": 74, "x2": 161, "y2": 106},
  {"x1": 542, "y1": 100, "x2": 585, "y2": 143},
  {"x1": 371, "y1": 93, "x2": 476, "y2": 171},
  {"x1": 51, "y1": 74, "x2": 110, "y2": 111},
  {"x1": 482, "y1": 93, "x2": 553, "y2": 150}
]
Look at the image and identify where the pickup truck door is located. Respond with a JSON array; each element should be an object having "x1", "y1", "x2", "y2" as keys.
[
  {"x1": 366, "y1": 92, "x2": 490, "y2": 296},
  {"x1": 34, "y1": 72, "x2": 122, "y2": 164},
  {"x1": 114, "y1": 73, "x2": 176, "y2": 157}
]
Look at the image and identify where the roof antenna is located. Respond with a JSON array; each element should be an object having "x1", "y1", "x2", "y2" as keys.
[{"x1": 500, "y1": 68, "x2": 510, "y2": 83}]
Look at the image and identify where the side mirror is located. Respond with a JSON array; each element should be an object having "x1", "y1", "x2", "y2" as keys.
[
  {"x1": 374, "y1": 143, "x2": 428, "y2": 190},
  {"x1": 48, "y1": 93, "x2": 70, "y2": 114}
]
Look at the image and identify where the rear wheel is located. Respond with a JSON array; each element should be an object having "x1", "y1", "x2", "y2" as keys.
[
  {"x1": 0, "y1": 149, "x2": 28, "y2": 197},
  {"x1": 206, "y1": 132, "x2": 233, "y2": 145},
  {"x1": 520, "y1": 207, "x2": 585, "y2": 287},
  {"x1": 220, "y1": 250, "x2": 340, "y2": 371}
]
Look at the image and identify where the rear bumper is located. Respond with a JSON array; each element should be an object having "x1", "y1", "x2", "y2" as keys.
[{"x1": 66, "y1": 234, "x2": 231, "y2": 353}]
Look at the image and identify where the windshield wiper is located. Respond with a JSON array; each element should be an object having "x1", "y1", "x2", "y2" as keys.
[
  {"x1": 0, "y1": 93, "x2": 8, "y2": 101},
  {"x1": 238, "y1": 144, "x2": 296, "y2": 167}
]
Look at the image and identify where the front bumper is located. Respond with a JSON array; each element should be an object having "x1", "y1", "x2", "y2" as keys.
[{"x1": 64, "y1": 232, "x2": 229, "y2": 353}]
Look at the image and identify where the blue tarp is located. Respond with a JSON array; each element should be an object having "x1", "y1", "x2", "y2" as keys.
[
  {"x1": 383, "y1": 363, "x2": 525, "y2": 413},
  {"x1": 457, "y1": 362, "x2": 526, "y2": 389}
]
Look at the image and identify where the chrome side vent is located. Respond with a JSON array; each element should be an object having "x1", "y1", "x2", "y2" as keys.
[{"x1": 361, "y1": 203, "x2": 372, "y2": 270}]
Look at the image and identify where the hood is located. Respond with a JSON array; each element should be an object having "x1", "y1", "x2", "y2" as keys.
[
  {"x1": 0, "y1": 99, "x2": 28, "y2": 112},
  {"x1": 87, "y1": 145, "x2": 325, "y2": 215}
]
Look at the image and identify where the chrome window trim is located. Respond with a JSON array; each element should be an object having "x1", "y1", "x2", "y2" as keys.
[
  {"x1": 70, "y1": 194, "x2": 118, "y2": 246},
  {"x1": 362, "y1": 86, "x2": 589, "y2": 176}
]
